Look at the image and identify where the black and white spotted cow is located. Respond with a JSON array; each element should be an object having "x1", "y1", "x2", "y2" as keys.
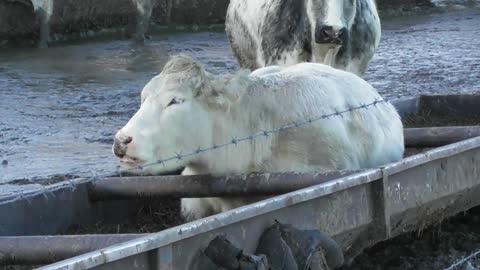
[{"x1": 225, "y1": 0, "x2": 381, "y2": 76}]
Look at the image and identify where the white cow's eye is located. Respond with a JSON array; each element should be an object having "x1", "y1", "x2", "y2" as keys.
[{"x1": 167, "y1": 97, "x2": 185, "y2": 107}]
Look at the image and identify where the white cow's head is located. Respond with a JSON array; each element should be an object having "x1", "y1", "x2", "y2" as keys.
[
  {"x1": 113, "y1": 55, "x2": 229, "y2": 174},
  {"x1": 306, "y1": 0, "x2": 356, "y2": 46}
]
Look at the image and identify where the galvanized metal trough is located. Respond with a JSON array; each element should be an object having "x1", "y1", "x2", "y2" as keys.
[{"x1": 1, "y1": 94, "x2": 480, "y2": 269}]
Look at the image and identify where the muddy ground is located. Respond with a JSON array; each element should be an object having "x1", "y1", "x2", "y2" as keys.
[
  {"x1": 1, "y1": 6, "x2": 480, "y2": 182},
  {"x1": 342, "y1": 206, "x2": 480, "y2": 270}
]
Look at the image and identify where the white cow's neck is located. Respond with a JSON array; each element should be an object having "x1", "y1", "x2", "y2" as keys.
[{"x1": 188, "y1": 74, "x2": 274, "y2": 176}]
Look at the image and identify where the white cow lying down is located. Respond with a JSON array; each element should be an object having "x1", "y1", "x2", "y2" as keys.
[{"x1": 113, "y1": 54, "x2": 404, "y2": 221}]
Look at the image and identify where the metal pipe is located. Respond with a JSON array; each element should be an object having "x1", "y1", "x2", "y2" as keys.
[
  {"x1": 0, "y1": 234, "x2": 146, "y2": 265},
  {"x1": 89, "y1": 126, "x2": 480, "y2": 201},
  {"x1": 88, "y1": 171, "x2": 362, "y2": 201},
  {"x1": 404, "y1": 126, "x2": 480, "y2": 147}
]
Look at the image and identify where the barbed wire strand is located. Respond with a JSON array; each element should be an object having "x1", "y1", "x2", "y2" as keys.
[
  {"x1": 0, "y1": 98, "x2": 392, "y2": 206},
  {"x1": 444, "y1": 249, "x2": 480, "y2": 270}
]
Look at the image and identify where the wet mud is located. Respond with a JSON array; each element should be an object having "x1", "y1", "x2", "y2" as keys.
[
  {"x1": 342, "y1": 206, "x2": 480, "y2": 270},
  {"x1": 64, "y1": 198, "x2": 183, "y2": 234},
  {"x1": 1, "y1": 7, "x2": 480, "y2": 182}
]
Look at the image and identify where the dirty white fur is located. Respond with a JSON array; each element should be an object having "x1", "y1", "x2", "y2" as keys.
[
  {"x1": 114, "y1": 55, "x2": 404, "y2": 221},
  {"x1": 226, "y1": 0, "x2": 381, "y2": 76},
  {"x1": 226, "y1": 0, "x2": 272, "y2": 67}
]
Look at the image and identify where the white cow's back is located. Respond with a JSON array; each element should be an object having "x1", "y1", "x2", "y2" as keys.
[{"x1": 247, "y1": 63, "x2": 404, "y2": 170}]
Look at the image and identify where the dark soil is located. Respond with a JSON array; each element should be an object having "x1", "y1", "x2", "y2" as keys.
[
  {"x1": 64, "y1": 198, "x2": 184, "y2": 234},
  {"x1": 403, "y1": 109, "x2": 480, "y2": 128},
  {"x1": 341, "y1": 206, "x2": 480, "y2": 270}
]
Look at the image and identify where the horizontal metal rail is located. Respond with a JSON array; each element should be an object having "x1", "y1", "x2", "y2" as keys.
[
  {"x1": 0, "y1": 234, "x2": 146, "y2": 265},
  {"x1": 404, "y1": 126, "x2": 480, "y2": 147},
  {"x1": 88, "y1": 170, "x2": 362, "y2": 200}
]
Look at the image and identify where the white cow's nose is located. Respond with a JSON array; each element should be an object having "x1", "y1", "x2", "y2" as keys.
[{"x1": 113, "y1": 133, "x2": 133, "y2": 158}]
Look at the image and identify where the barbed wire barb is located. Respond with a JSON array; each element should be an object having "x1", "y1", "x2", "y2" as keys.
[{"x1": 175, "y1": 151, "x2": 184, "y2": 162}]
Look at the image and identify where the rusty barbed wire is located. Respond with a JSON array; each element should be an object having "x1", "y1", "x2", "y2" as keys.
[{"x1": 0, "y1": 97, "x2": 393, "y2": 206}]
